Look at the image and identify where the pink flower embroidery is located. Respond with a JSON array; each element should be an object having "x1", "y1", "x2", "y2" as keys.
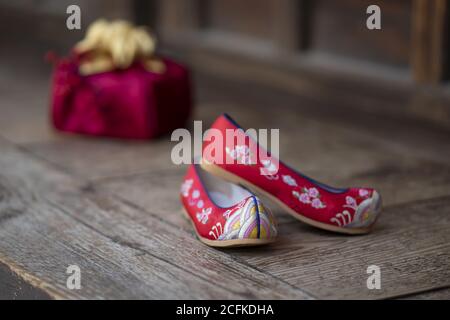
[
  {"x1": 180, "y1": 179, "x2": 193, "y2": 197},
  {"x1": 346, "y1": 196, "x2": 356, "y2": 206},
  {"x1": 308, "y1": 187, "x2": 319, "y2": 198},
  {"x1": 299, "y1": 193, "x2": 311, "y2": 204},
  {"x1": 311, "y1": 198, "x2": 324, "y2": 209},
  {"x1": 192, "y1": 190, "x2": 200, "y2": 199},
  {"x1": 293, "y1": 188, "x2": 326, "y2": 208}
]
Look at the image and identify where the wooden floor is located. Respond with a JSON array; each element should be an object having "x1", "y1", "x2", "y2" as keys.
[{"x1": 1, "y1": 51, "x2": 450, "y2": 299}]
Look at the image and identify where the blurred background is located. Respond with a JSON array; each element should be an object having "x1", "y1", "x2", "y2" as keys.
[{"x1": 1, "y1": 0, "x2": 449, "y2": 129}]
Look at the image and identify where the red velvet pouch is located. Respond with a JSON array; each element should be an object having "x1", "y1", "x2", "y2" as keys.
[{"x1": 49, "y1": 54, "x2": 192, "y2": 139}]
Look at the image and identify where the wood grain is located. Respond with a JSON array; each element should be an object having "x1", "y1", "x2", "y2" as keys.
[
  {"x1": 397, "y1": 286, "x2": 450, "y2": 300},
  {"x1": 91, "y1": 84, "x2": 450, "y2": 299},
  {"x1": 0, "y1": 262, "x2": 51, "y2": 300},
  {"x1": 25, "y1": 138, "x2": 179, "y2": 180},
  {"x1": 0, "y1": 138, "x2": 312, "y2": 299},
  {"x1": 231, "y1": 196, "x2": 450, "y2": 299},
  {"x1": 412, "y1": 0, "x2": 448, "y2": 83},
  {"x1": 24, "y1": 87, "x2": 450, "y2": 209},
  {"x1": 98, "y1": 166, "x2": 450, "y2": 299}
]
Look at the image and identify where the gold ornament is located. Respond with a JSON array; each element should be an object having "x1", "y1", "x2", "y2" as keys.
[{"x1": 75, "y1": 19, "x2": 165, "y2": 75}]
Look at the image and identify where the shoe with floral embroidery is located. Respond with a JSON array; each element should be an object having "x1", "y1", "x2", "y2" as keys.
[
  {"x1": 180, "y1": 164, "x2": 277, "y2": 247},
  {"x1": 200, "y1": 114, "x2": 382, "y2": 235}
]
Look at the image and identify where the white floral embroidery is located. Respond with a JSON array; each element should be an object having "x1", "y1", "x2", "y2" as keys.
[
  {"x1": 282, "y1": 175, "x2": 297, "y2": 186},
  {"x1": 223, "y1": 209, "x2": 232, "y2": 220},
  {"x1": 196, "y1": 207, "x2": 212, "y2": 224},
  {"x1": 197, "y1": 200, "x2": 204, "y2": 209},
  {"x1": 359, "y1": 189, "x2": 369, "y2": 197},
  {"x1": 222, "y1": 199, "x2": 246, "y2": 220},
  {"x1": 192, "y1": 189, "x2": 200, "y2": 199},
  {"x1": 180, "y1": 179, "x2": 193, "y2": 197},
  {"x1": 344, "y1": 196, "x2": 357, "y2": 210},
  {"x1": 225, "y1": 145, "x2": 253, "y2": 165},
  {"x1": 260, "y1": 159, "x2": 279, "y2": 179}
]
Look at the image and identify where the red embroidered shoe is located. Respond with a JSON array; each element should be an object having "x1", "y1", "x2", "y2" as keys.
[
  {"x1": 201, "y1": 114, "x2": 382, "y2": 234},
  {"x1": 180, "y1": 164, "x2": 277, "y2": 247}
]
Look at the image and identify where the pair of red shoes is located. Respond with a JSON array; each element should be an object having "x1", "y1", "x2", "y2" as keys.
[{"x1": 180, "y1": 114, "x2": 382, "y2": 247}]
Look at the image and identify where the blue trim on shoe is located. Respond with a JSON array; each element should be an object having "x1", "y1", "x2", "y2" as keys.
[{"x1": 251, "y1": 195, "x2": 261, "y2": 239}]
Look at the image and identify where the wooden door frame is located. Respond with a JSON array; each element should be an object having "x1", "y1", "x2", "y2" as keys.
[{"x1": 147, "y1": 0, "x2": 450, "y2": 128}]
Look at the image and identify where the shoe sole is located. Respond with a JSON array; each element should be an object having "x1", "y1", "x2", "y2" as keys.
[
  {"x1": 200, "y1": 161, "x2": 376, "y2": 235},
  {"x1": 180, "y1": 207, "x2": 276, "y2": 247}
]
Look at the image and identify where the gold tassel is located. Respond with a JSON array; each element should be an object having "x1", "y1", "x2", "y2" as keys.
[{"x1": 75, "y1": 19, "x2": 165, "y2": 75}]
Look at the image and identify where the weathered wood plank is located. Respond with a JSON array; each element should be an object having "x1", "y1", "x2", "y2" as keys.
[
  {"x1": 0, "y1": 66, "x2": 180, "y2": 179},
  {"x1": 0, "y1": 213, "x2": 235, "y2": 299},
  {"x1": 24, "y1": 138, "x2": 179, "y2": 180},
  {"x1": 97, "y1": 117, "x2": 450, "y2": 225},
  {"x1": 411, "y1": 0, "x2": 448, "y2": 83},
  {"x1": 97, "y1": 169, "x2": 187, "y2": 227},
  {"x1": 0, "y1": 73, "x2": 58, "y2": 144},
  {"x1": 0, "y1": 163, "x2": 234, "y2": 299},
  {"x1": 230, "y1": 196, "x2": 450, "y2": 299},
  {"x1": 14, "y1": 72, "x2": 450, "y2": 188},
  {"x1": 97, "y1": 161, "x2": 450, "y2": 299},
  {"x1": 0, "y1": 138, "x2": 312, "y2": 299},
  {"x1": 0, "y1": 262, "x2": 51, "y2": 300},
  {"x1": 197, "y1": 75, "x2": 450, "y2": 165},
  {"x1": 25, "y1": 98, "x2": 450, "y2": 209},
  {"x1": 397, "y1": 286, "x2": 450, "y2": 300}
]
